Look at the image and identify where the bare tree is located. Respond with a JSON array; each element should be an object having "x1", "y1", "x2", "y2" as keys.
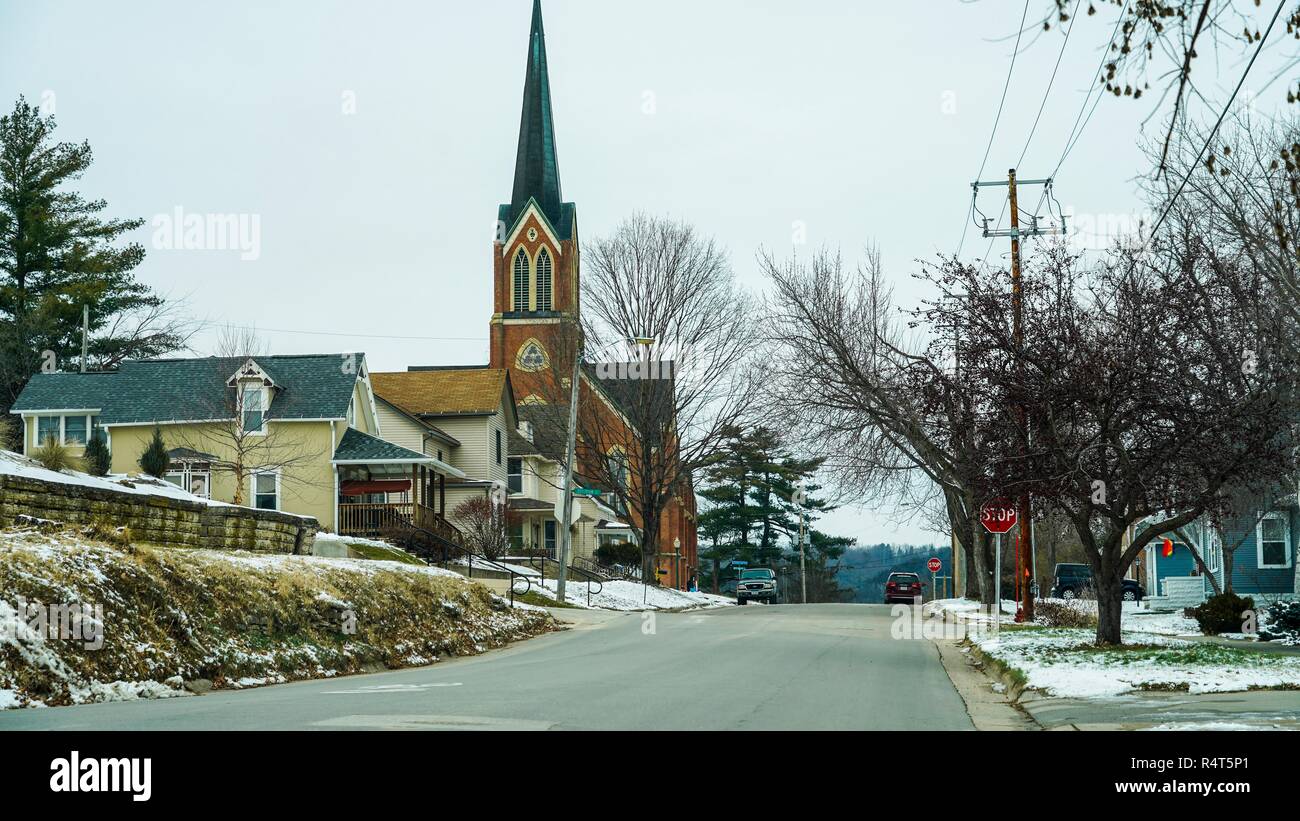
[
  {"x1": 453, "y1": 496, "x2": 520, "y2": 561},
  {"x1": 762, "y1": 246, "x2": 1013, "y2": 605},
  {"x1": 935, "y1": 239, "x2": 1300, "y2": 644},
  {"x1": 169, "y1": 326, "x2": 324, "y2": 507},
  {"x1": 538, "y1": 214, "x2": 760, "y2": 581}
]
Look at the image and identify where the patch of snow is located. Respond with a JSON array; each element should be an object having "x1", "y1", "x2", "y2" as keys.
[
  {"x1": 527, "y1": 578, "x2": 735, "y2": 611},
  {"x1": 975, "y1": 628, "x2": 1300, "y2": 698}
]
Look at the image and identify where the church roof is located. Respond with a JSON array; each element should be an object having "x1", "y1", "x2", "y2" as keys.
[{"x1": 502, "y1": 0, "x2": 575, "y2": 240}]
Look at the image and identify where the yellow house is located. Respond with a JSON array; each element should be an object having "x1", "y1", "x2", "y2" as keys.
[{"x1": 10, "y1": 354, "x2": 465, "y2": 539}]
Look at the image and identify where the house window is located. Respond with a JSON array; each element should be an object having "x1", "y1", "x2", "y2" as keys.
[
  {"x1": 536, "y1": 248, "x2": 553, "y2": 311},
  {"x1": 37, "y1": 415, "x2": 60, "y2": 445},
  {"x1": 241, "y1": 385, "x2": 265, "y2": 433},
  {"x1": 512, "y1": 249, "x2": 530, "y2": 312},
  {"x1": 63, "y1": 415, "x2": 87, "y2": 445},
  {"x1": 253, "y1": 473, "x2": 279, "y2": 510},
  {"x1": 495, "y1": 429, "x2": 503, "y2": 465},
  {"x1": 1257, "y1": 512, "x2": 1292, "y2": 569},
  {"x1": 509, "y1": 522, "x2": 524, "y2": 552},
  {"x1": 507, "y1": 457, "x2": 523, "y2": 494}
]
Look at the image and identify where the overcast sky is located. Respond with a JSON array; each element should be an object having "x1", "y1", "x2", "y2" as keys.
[{"x1": 3, "y1": 0, "x2": 1291, "y2": 546}]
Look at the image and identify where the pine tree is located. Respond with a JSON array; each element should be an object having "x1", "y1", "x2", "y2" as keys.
[
  {"x1": 83, "y1": 430, "x2": 111, "y2": 476},
  {"x1": 0, "y1": 97, "x2": 187, "y2": 415},
  {"x1": 137, "y1": 427, "x2": 169, "y2": 478}
]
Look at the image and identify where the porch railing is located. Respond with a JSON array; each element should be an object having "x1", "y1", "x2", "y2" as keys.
[{"x1": 338, "y1": 502, "x2": 462, "y2": 546}]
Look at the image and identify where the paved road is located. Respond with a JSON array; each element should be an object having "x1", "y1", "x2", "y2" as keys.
[{"x1": 0, "y1": 604, "x2": 974, "y2": 731}]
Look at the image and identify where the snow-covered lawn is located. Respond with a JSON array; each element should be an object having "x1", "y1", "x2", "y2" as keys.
[
  {"x1": 923, "y1": 597, "x2": 1019, "y2": 625},
  {"x1": 525, "y1": 578, "x2": 735, "y2": 611},
  {"x1": 974, "y1": 628, "x2": 1300, "y2": 698}
]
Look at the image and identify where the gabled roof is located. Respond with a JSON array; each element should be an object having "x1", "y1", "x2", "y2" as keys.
[
  {"x1": 514, "y1": 404, "x2": 570, "y2": 461},
  {"x1": 11, "y1": 354, "x2": 364, "y2": 425},
  {"x1": 504, "y1": 0, "x2": 569, "y2": 238},
  {"x1": 372, "y1": 368, "x2": 515, "y2": 419},
  {"x1": 332, "y1": 427, "x2": 428, "y2": 463}
]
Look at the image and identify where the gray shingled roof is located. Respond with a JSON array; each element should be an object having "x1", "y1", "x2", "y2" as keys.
[
  {"x1": 9, "y1": 372, "x2": 117, "y2": 412},
  {"x1": 11, "y1": 354, "x2": 363, "y2": 425},
  {"x1": 332, "y1": 427, "x2": 428, "y2": 463}
]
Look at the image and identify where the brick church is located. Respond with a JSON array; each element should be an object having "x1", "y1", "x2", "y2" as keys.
[{"x1": 486, "y1": 0, "x2": 698, "y2": 587}]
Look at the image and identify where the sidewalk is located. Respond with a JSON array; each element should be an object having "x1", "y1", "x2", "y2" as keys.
[{"x1": 1020, "y1": 689, "x2": 1300, "y2": 731}]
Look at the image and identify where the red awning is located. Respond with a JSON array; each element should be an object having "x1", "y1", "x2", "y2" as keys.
[{"x1": 340, "y1": 479, "x2": 411, "y2": 497}]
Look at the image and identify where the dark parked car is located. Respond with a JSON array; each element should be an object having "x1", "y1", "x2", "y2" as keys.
[
  {"x1": 736, "y1": 568, "x2": 778, "y2": 605},
  {"x1": 885, "y1": 572, "x2": 926, "y2": 604},
  {"x1": 1049, "y1": 563, "x2": 1146, "y2": 601}
]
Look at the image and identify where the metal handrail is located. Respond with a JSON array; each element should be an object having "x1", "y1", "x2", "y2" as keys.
[
  {"x1": 518, "y1": 555, "x2": 604, "y2": 607},
  {"x1": 385, "y1": 518, "x2": 532, "y2": 609}
]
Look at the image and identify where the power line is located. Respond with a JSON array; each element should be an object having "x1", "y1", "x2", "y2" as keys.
[
  {"x1": 983, "y1": 0, "x2": 1130, "y2": 267},
  {"x1": 193, "y1": 319, "x2": 485, "y2": 344},
  {"x1": 1148, "y1": 0, "x2": 1287, "y2": 243},
  {"x1": 956, "y1": 0, "x2": 1031, "y2": 260},
  {"x1": 1017, "y1": 0, "x2": 1083, "y2": 169}
]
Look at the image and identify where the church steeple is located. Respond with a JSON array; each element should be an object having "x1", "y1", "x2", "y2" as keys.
[{"x1": 509, "y1": 0, "x2": 564, "y2": 234}]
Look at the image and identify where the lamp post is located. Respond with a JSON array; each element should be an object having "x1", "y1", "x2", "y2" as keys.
[{"x1": 555, "y1": 334, "x2": 655, "y2": 602}]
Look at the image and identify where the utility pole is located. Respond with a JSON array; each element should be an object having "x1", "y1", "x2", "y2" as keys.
[
  {"x1": 80, "y1": 305, "x2": 89, "y2": 374},
  {"x1": 975, "y1": 169, "x2": 1066, "y2": 623},
  {"x1": 798, "y1": 509, "x2": 807, "y2": 604}
]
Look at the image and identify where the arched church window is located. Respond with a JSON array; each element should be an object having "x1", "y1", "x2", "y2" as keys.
[
  {"x1": 513, "y1": 249, "x2": 530, "y2": 312},
  {"x1": 536, "y1": 248, "x2": 553, "y2": 312}
]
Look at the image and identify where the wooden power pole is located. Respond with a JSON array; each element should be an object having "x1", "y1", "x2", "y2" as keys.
[{"x1": 973, "y1": 168, "x2": 1066, "y2": 623}]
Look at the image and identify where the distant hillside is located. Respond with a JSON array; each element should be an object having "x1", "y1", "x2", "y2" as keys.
[{"x1": 836, "y1": 543, "x2": 953, "y2": 603}]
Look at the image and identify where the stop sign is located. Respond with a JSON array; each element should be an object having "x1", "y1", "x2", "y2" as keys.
[
  {"x1": 980, "y1": 499, "x2": 1018, "y2": 534},
  {"x1": 927, "y1": 557, "x2": 942, "y2": 573}
]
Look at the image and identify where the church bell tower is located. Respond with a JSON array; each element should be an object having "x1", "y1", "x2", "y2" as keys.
[{"x1": 489, "y1": 0, "x2": 580, "y2": 404}]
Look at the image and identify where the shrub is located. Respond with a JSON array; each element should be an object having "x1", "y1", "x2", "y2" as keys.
[
  {"x1": 137, "y1": 427, "x2": 169, "y2": 478},
  {"x1": 32, "y1": 435, "x2": 82, "y2": 473},
  {"x1": 1035, "y1": 598, "x2": 1098, "y2": 628},
  {"x1": 594, "y1": 541, "x2": 641, "y2": 568},
  {"x1": 0, "y1": 415, "x2": 16, "y2": 451},
  {"x1": 1258, "y1": 599, "x2": 1300, "y2": 644},
  {"x1": 83, "y1": 430, "x2": 112, "y2": 476},
  {"x1": 1187, "y1": 592, "x2": 1255, "y2": 636}
]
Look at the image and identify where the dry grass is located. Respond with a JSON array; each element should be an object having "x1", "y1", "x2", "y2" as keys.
[{"x1": 0, "y1": 526, "x2": 556, "y2": 707}]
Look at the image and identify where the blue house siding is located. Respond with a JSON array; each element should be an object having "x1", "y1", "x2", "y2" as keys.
[
  {"x1": 1148, "y1": 541, "x2": 1204, "y2": 594},
  {"x1": 1216, "y1": 507, "x2": 1297, "y2": 597}
]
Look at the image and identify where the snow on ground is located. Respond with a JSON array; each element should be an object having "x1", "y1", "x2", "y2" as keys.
[
  {"x1": 449, "y1": 557, "x2": 541, "y2": 578},
  {"x1": 196, "y1": 548, "x2": 468, "y2": 580},
  {"x1": 1141, "y1": 721, "x2": 1296, "y2": 731},
  {"x1": 1123, "y1": 609, "x2": 1204, "y2": 638},
  {"x1": 974, "y1": 628, "x2": 1300, "y2": 698},
  {"x1": 0, "y1": 449, "x2": 310, "y2": 516},
  {"x1": 923, "y1": 597, "x2": 1018, "y2": 625},
  {"x1": 527, "y1": 578, "x2": 735, "y2": 611}
]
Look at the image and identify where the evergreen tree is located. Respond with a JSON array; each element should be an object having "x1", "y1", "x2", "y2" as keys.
[
  {"x1": 137, "y1": 427, "x2": 168, "y2": 478},
  {"x1": 0, "y1": 97, "x2": 187, "y2": 415},
  {"x1": 83, "y1": 429, "x2": 111, "y2": 476}
]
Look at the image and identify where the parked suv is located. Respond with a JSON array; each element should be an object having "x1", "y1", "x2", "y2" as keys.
[
  {"x1": 1049, "y1": 563, "x2": 1146, "y2": 601},
  {"x1": 884, "y1": 572, "x2": 925, "y2": 604},
  {"x1": 736, "y1": 568, "x2": 778, "y2": 605}
]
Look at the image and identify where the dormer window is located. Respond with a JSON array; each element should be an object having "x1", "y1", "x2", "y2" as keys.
[
  {"x1": 227, "y1": 358, "x2": 275, "y2": 435},
  {"x1": 513, "y1": 248, "x2": 530, "y2": 312},
  {"x1": 241, "y1": 384, "x2": 266, "y2": 433},
  {"x1": 536, "y1": 247, "x2": 553, "y2": 311}
]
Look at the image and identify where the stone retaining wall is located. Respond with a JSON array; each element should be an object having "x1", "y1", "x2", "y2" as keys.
[{"x1": 0, "y1": 473, "x2": 316, "y2": 554}]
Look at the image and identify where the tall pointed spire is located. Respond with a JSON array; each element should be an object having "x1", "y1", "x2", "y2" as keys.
[{"x1": 510, "y1": 0, "x2": 564, "y2": 231}]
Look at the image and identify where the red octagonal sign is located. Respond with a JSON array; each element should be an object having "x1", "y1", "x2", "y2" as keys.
[
  {"x1": 927, "y1": 558, "x2": 942, "y2": 573},
  {"x1": 980, "y1": 499, "x2": 1017, "y2": 534}
]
